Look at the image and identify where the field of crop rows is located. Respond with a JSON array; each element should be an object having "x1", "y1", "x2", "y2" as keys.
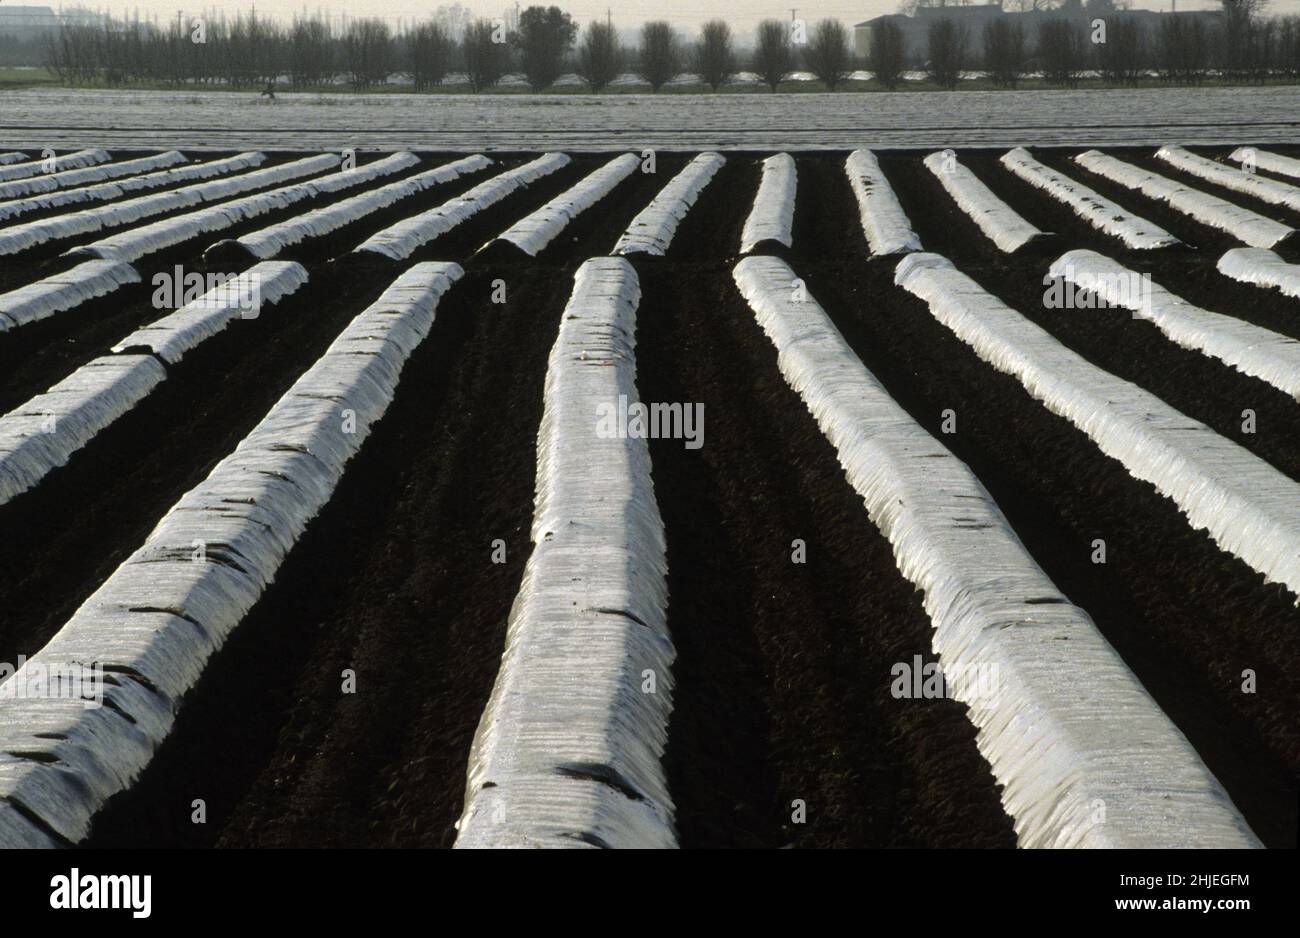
[
  {"x1": 4, "y1": 85, "x2": 1300, "y2": 151},
  {"x1": 0, "y1": 138, "x2": 1297, "y2": 849}
]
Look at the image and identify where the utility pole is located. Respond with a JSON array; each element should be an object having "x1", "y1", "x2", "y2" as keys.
[{"x1": 789, "y1": 8, "x2": 799, "y2": 21}]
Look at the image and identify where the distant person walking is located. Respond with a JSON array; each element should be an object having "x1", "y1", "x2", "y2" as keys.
[{"x1": 260, "y1": 82, "x2": 276, "y2": 102}]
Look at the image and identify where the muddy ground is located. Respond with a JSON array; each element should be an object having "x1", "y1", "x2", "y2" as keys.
[{"x1": 0, "y1": 145, "x2": 1294, "y2": 847}]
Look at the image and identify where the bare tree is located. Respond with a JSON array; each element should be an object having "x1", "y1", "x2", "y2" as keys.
[
  {"x1": 290, "y1": 15, "x2": 335, "y2": 88},
  {"x1": 1095, "y1": 16, "x2": 1145, "y2": 87},
  {"x1": 577, "y1": 21, "x2": 620, "y2": 92},
  {"x1": 752, "y1": 19, "x2": 794, "y2": 91},
  {"x1": 804, "y1": 18, "x2": 852, "y2": 90},
  {"x1": 463, "y1": 18, "x2": 506, "y2": 91},
  {"x1": 408, "y1": 21, "x2": 453, "y2": 90},
  {"x1": 694, "y1": 20, "x2": 736, "y2": 91},
  {"x1": 513, "y1": 5, "x2": 577, "y2": 90},
  {"x1": 871, "y1": 19, "x2": 907, "y2": 89},
  {"x1": 1248, "y1": 14, "x2": 1276, "y2": 83},
  {"x1": 342, "y1": 19, "x2": 393, "y2": 89},
  {"x1": 983, "y1": 18, "x2": 1027, "y2": 87},
  {"x1": 1219, "y1": 0, "x2": 1268, "y2": 82},
  {"x1": 1038, "y1": 18, "x2": 1086, "y2": 87},
  {"x1": 1279, "y1": 15, "x2": 1300, "y2": 80},
  {"x1": 638, "y1": 21, "x2": 679, "y2": 91},
  {"x1": 1156, "y1": 14, "x2": 1209, "y2": 84},
  {"x1": 926, "y1": 18, "x2": 967, "y2": 89}
]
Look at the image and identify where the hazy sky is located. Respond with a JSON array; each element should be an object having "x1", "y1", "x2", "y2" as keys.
[{"x1": 45, "y1": 0, "x2": 1297, "y2": 32}]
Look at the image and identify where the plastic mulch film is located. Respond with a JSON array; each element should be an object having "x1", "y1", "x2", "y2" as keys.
[
  {"x1": 1075, "y1": 149, "x2": 1293, "y2": 248},
  {"x1": 455, "y1": 257, "x2": 676, "y2": 849},
  {"x1": 734, "y1": 253, "x2": 1260, "y2": 849},
  {"x1": 1000, "y1": 147, "x2": 1180, "y2": 249},
  {"x1": 613, "y1": 152, "x2": 725, "y2": 256},
  {"x1": 740, "y1": 153, "x2": 796, "y2": 254},
  {"x1": 0, "y1": 262, "x2": 463, "y2": 847},
  {"x1": 897, "y1": 252, "x2": 1300, "y2": 601},
  {"x1": 845, "y1": 149, "x2": 921, "y2": 256}
]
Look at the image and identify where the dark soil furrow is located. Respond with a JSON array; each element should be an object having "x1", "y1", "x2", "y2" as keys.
[{"x1": 635, "y1": 256, "x2": 1017, "y2": 848}]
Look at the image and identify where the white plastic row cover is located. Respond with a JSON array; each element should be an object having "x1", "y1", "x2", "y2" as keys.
[
  {"x1": 227, "y1": 154, "x2": 491, "y2": 258},
  {"x1": 0, "y1": 356, "x2": 166, "y2": 507},
  {"x1": 924, "y1": 149, "x2": 1048, "y2": 253},
  {"x1": 740, "y1": 153, "x2": 796, "y2": 253},
  {"x1": 495, "y1": 153, "x2": 640, "y2": 257},
  {"x1": 0, "y1": 150, "x2": 187, "y2": 201},
  {"x1": 66, "y1": 153, "x2": 414, "y2": 263},
  {"x1": 1229, "y1": 146, "x2": 1300, "y2": 181},
  {"x1": 1051, "y1": 250, "x2": 1300, "y2": 400},
  {"x1": 1000, "y1": 147, "x2": 1179, "y2": 249},
  {"x1": 455, "y1": 257, "x2": 676, "y2": 849},
  {"x1": 112, "y1": 260, "x2": 307, "y2": 364},
  {"x1": 613, "y1": 152, "x2": 725, "y2": 256},
  {"x1": 896, "y1": 252, "x2": 1300, "y2": 601},
  {"x1": 354, "y1": 153, "x2": 571, "y2": 260},
  {"x1": 1075, "y1": 150, "x2": 1293, "y2": 248},
  {"x1": 1156, "y1": 145, "x2": 1300, "y2": 213},
  {"x1": 0, "y1": 152, "x2": 267, "y2": 224},
  {"x1": 845, "y1": 149, "x2": 921, "y2": 256},
  {"x1": 0, "y1": 261, "x2": 463, "y2": 847},
  {"x1": 1217, "y1": 247, "x2": 1300, "y2": 299},
  {"x1": 733, "y1": 254, "x2": 1259, "y2": 849},
  {"x1": 0, "y1": 148, "x2": 109, "y2": 183},
  {"x1": 0, "y1": 259, "x2": 140, "y2": 333},
  {"x1": 0, "y1": 152, "x2": 30, "y2": 166},
  {"x1": 0, "y1": 153, "x2": 338, "y2": 257},
  {"x1": 0, "y1": 262, "x2": 306, "y2": 506}
]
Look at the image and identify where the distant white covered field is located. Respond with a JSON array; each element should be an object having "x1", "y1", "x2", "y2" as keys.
[{"x1": 1, "y1": 85, "x2": 1298, "y2": 151}]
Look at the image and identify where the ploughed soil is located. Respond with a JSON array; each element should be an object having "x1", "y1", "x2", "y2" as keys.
[{"x1": 0, "y1": 145, "x2": 1293, "y2": 848}]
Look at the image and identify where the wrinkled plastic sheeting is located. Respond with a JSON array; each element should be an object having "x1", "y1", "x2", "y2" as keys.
[
  {"x1": 0, "y1": 260, "x2": 140, "y2": 333},
  {"x1": 112, "y1": 261, "x2": 308, "y2": 364},
  {"x1": 495, "y1": 154, "x2": 639, "y2": 257},
  {"x1": 1051, "y1": 250, "x2": 1300, "y2": 400},
  {"x1": 1217, "y1": 247, "x2": 1300, "y2": 299},
  {"x1": 1156, "y1": 145, "x2": 1300, "y2": 213},
  {"x1": 0, "y1": 152, "x2": 29, "y2": 166},
  {"x1": 1229, "y1": 146, "x2": 1300, "y2": 181},
  {"x1": 0, "y1": 148, "x2": 109, "y2": 183},
  {"x1": 0, "y1": 792, "x2": 59, "y2": 847},
  {"x1": 897, "y1": 252, "x2": 1300, "y2": 602},
  {"x1": 0, "y1": 355, "x2": 166, "y2": 506},
  {"x1": 0, "y1": 262, "x2": 463, "y2": 847},
  {"x1": 231, "y1": 154, "x2": 490, "y2": 258},
  {"x1": 733, "y1": 254, "x2": 1260, "y2": 849},
  {"x1": 0, "y1": 153, "x2": 336, "y2": 257},
  {"x1": 355, "y1": 153, "x2": 570, "y2": 260},
  {"x1": 455, "y1": 258, "x2": 675, "y2": 849},
  {"x1": 740, "y1": 154, "x2": 796, "y2": 253},
  {"x1": 844, "y1": 149, "x2": 921, "y2": 256},
  {"x1": 65, "y1": 154, "x2": 425, "y2": 264},
  {"x1": 1075, "y1": 149, "x2": 1293, "y2": 248},
  {"x1": 924, "y1": 150, "x2": 1048, "y2": 253},
  {"x1": 0, "y1": 150, "x2": 186, "y2": 200},
  {"x1": 0, "y1": 152, "x2": 267, "y2": 223},
  {"x1": 1000, "y1": 147, "x2": 1180, "y2": 249},
  {"x1": 613, "y1": 153, "x2": 724, "y2": 255}
]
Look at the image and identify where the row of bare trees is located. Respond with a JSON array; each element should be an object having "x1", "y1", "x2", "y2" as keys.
[
  {"x1": 36, "y1": 4, "x2": 1300, "y2": 92},
  {"x1": 870, "y1": 6, "x2": 1300, "y2": 90},
  {"x1": 39, "y1": 8, "x2": 858, "y2": 93}
]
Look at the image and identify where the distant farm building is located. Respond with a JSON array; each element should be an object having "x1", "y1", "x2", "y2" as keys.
[{"x1": 853, "y1": 1, "x2": 1220, "y2": 63}]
